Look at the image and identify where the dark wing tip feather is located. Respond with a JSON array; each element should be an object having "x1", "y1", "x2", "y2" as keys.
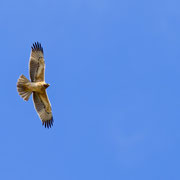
[
  {"x1": 42, "y1": 117, "x2": 54, "y2": 129},
  {"x1": 31, "y1": 41, "x2": 43, "y2": 53}
]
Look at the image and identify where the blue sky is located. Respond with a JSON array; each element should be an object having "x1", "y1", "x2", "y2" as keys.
[{"x1": 0, "y1": 0, "x2": 180, "y2": 179}]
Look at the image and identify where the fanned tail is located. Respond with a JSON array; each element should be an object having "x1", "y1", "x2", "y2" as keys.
[{"x1": 17, "y1": 75, "x2": 32, "y2": 101}]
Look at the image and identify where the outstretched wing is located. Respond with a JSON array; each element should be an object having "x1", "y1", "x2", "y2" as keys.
[
  {"x1": 33, "y1": 91, "x2": 53, "y2": 128},
  {"x1": 29, "y1": 42, "x2": 45, "y2": 82}
]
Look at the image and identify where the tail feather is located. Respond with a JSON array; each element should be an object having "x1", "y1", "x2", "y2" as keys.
[{"x1": 17, "y1": 75, "x2": 32, "y2": 101}]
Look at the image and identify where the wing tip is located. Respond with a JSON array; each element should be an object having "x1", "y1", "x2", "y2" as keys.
[
  {"x1": 31, "y1": 41, "x2": 43, "y2": 53},
  {"x1": 42, "y1": 117, "x2": 54, "y2": 129}
]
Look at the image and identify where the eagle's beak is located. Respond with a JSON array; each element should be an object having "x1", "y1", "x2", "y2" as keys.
[{"x1": 44, "y1": 83, "x2": 50, "y2": 89}]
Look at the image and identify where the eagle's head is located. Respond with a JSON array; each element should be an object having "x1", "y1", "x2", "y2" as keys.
[{"x1": 44, "y1": 83, "x2": 50, "y2": 89}]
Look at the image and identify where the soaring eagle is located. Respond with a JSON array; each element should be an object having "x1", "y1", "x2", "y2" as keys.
[{"x1": 17, "y1": 42, "x2": 53, "y2": 128}]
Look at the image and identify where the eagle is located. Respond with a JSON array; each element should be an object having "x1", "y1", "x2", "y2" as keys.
[{"x1": 17, "y1": 42, "x2": 53, "y2": 128}]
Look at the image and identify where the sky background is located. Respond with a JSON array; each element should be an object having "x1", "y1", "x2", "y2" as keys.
[{"x1": 0, "y1": 0, "x2": 180, "y2": 179}]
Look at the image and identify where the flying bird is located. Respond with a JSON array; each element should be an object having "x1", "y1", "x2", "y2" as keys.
[{"x1": 17, "y1": 42, "x2": 53, "y2": 128}]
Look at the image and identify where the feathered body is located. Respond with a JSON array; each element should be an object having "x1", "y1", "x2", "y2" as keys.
[
  {"x1": 17, "y1": 42, "x2": 53, "y2": 128},
  {"x1": 25, "y1": 81, "x2": 49, "y2": 93}
]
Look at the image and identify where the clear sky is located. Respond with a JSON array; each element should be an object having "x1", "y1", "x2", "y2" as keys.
[{"x1": 0, "y1": 0, "x2": 179, "y2": 179}]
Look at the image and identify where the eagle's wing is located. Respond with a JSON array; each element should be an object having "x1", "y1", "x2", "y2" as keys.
[
  {"x1": 33, "y1": 91, "x2": 53, "y2": 128},
  {"x1": 29, "y1": 42, "x2": 45, "y2": 82}
]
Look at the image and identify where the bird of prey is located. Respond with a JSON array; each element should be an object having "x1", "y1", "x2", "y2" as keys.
[{"x1": 17, "y1": 42, "x2": 53, "y2": 128}]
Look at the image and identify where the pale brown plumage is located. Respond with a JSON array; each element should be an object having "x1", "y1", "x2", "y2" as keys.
[{"x1": 17, "y1": 42, "x2": 53, "y2": 128}]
